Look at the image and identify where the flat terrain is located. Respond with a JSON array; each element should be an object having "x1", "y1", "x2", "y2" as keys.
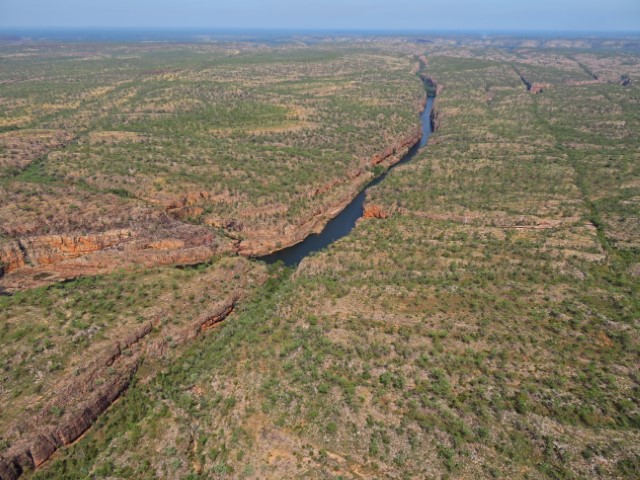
[{"x1": 1, "y1": 36, "x2": 639, "y2": 479}]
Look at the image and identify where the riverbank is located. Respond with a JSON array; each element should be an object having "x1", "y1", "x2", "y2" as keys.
[
  {"x1": 0, "y1": 59, "x2": 438, "y2": 478},
  {"x1": 259, "y1": 94, "x2": 436, "y2": 266},
  {"x1": 0, "y1": 46, "x2": 425, "y2": 293}
]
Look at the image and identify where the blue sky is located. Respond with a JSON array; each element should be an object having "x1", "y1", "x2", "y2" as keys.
[{"x1": 1, "y1": 0, "x2": 639, "y2": 32}]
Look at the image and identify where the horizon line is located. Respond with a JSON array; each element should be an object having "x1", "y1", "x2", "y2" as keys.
[{"x1": 2, "y1": 26, "x2": 640, "y2": 35}]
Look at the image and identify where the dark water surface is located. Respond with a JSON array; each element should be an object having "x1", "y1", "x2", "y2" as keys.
[{"x1": 259, "y1": 95, "x2": 435, "y2": 266}]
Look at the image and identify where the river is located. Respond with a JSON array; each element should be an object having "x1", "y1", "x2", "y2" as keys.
[{"x1": 259, "y1": 94, "x2": 435, "y2": 267}]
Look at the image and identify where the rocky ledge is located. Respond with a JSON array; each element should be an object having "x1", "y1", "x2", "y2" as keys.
[
  {"x1": 0, "y1": 259, "x2": 260, "y2": 480},
  {"x1": 0, "y1": 213, "x2": 232, "y2": 292},
  {"x1": 236, "y1": 96, "x2": 426, "y2": 258}
]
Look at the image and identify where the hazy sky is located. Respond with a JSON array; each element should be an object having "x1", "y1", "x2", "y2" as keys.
[{"x1": 1, "y1": 0, "x2": 639, "y2": 32}]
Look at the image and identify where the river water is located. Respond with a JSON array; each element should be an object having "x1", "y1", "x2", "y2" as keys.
[{"x1": 259, "y1": 95, "x2": 435, "y2": 266}]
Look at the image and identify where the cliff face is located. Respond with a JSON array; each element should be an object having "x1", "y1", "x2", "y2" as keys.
[
  {"x1": 1, "y1": 81, "x2": 428, "y2": 293},
  {"x1": 0, "y1": 243, "x2": 25, "y2": 274},
  {"x1": 2, "y1": 230, "x2": 132, "y2": 273},
  {"x1": 236, "y1": 100, "x2": 425, "y2": 258},
  {"x1": 0, "y1": 284, "x2": 250, "y2": 480},
  {"x1": 0, "y1": 336, "x2": 142, "y2": 479},
  {"x1": 0, "y1": 216, "x2": 228, "y2": 292},
  {"x1": 1, "y1": 116, "x2": 425, "y2": 291}
]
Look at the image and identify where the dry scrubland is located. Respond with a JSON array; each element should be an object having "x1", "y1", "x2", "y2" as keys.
[
  {"x1": 0, "y1": 42, "x2": 424, "y2": 291},
  {"x1": 0, "y1": 38, "x2": 639, "y2": 479}
]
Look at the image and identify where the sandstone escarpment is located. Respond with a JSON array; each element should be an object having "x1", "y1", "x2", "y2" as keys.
[
  {"x1": 0, "y1": 344, "x2": 141, "y2": 480},
  {"x1": 1, "y1": 230, "x2": 133, "y2": 274},
  {"x1": 0, "y1": 251, "x2": 263, "y2": 480},
  {"x1": 0, "y1": 243, "x2": 25, "y2": 275},
  {"x1": 0, "y1": 215, "x2": 230, "y2": 292},
  {"x1": 236, "y1": 101, "x2": 426, "y2": 258},
  {"x1": 514, "y1": 69, "x2": 551, "y2": 94},
  {"x1": 0, "y1": 290, "x2": 246, "y2": 480},
  {"x1": 1, "y1": 111, "x2": 426, "y2": 288},
  {"x1": 1, "y1": 116, "x2": 429, "y2": 289}
]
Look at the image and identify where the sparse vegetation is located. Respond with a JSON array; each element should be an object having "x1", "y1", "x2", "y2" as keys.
[
  {"x1": 1, "y1": 36, "x2": 639, "y2": 479},
  {"x1": 0, "y1": 42, "x2": 424, "y2": 249}
]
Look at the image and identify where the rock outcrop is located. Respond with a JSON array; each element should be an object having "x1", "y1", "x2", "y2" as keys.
[
  {"x1": 236, "y1": 100, "x2": 426, "y2": 258},
  {"x1": 0, "y1": 292, "x2": 245, "y2": 480},
  {"x1": 3, "y1": 230, "x2": 132, "y2": 272},
  {"x1": 1, "y1": 118, "x2": 426, "y2": 291},
  {"x1": 0, "y1": 351, "x2": 139, "y2": 480},
  {"x1": 362, "y1": 204, "x2": 389, "y2": 219},
  {"x1": 0, "y1": 243, "x2": 25, "y2": 275},
  {"x1": 530, "y1": 82, "x2": 552, "y2": 94},
  {"x1": 0, "y1": 215, "x2": 229, "y2": 292},
  {"x1": 1, "y1": 79, "x2": 432, "y2": 292}
]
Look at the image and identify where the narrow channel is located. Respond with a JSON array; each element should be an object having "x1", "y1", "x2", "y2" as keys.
[{"x1": 259, "y1": 93, "x2": 435, "y2": 267}]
